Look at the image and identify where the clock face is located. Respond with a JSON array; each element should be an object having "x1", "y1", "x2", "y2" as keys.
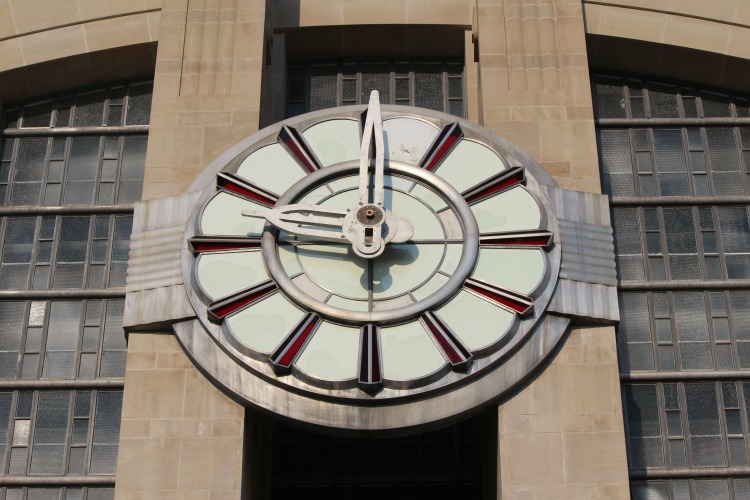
[{"x1": 183, "y1": 96, "x2": 560, "y2": 409}]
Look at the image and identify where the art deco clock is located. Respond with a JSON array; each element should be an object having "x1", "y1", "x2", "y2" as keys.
[{"x1": 125, "y1": 92, "x2": 618, "y2": 433}]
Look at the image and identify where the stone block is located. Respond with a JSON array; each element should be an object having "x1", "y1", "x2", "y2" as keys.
[
  {"x1": 342, "y1": 0, "x2": 407, "y2": 24},
  {"x1": 727, "y1": 26, "x2": 750, "y2": 60},
  {"x1": 19, "y1": 25, "x2": 87, "y2": 66},
  {"x1": 663, "y1": 14, "x2": 731, "y2": 55},
  {"x1": 115, "y1": 436, "x2": 180, "y2": 491},
  {"x1": 597, "y1": 4, "x2": 666, "y2": 43},
  {"x1": 503, "y1": 432, "x2": 564, "y2": 486},
  {"x1": 562, "y1": 431, "x2": 628, "y2": 484},
  {"x1": 669, "y1": 0, "x2": 738, "y2": 23},
  {"x1": 182, "y1": 368, "x2": 245, "y2": 419},
  {"x1": 406, "y1": 0, "x2": 472, "y2": 25},
  {"x1": 125, "y1": 351, "x2": 157, "y2": 370},
  {"x1": 0, "y1": 38, "x2": 24, "y2": 73},
  {"x1": 0, "y1": 0, "x2": 16, "y2": 38},
  {"x1": 83, "y1": 13, "x2": 153, "y2": 52},
  {"x1": 76, "y1": 0, "x2": 150, "y2": 21},
  {"x1": 178, "y1": 437, "x2": 242, "y2": 490},
  {"x1": 9, "y1": 0, "x2": 81, "y2": 34},
  {"x1": 121, "y1": 368, "x2": 186, "y2": 419}
]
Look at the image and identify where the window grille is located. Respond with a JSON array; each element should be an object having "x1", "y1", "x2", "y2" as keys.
[
  {"x1": 596, "y1": 74, "x2": 750, "y2": 497},
  {"x1": 286, "y1": 62, "x2": 465, "y2": 118},
  {"x1": 0, "y1": 82, "x2": 151, "y2": 498}
]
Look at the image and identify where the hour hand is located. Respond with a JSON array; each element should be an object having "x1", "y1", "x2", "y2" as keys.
[{"x1": 242, "y1": 204, "x2": 349, "y2": 242}]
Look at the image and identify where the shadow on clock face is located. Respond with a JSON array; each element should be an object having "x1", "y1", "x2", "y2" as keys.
[{"x1": 293, "y1": 242, "x2": 426, "y2": 298}]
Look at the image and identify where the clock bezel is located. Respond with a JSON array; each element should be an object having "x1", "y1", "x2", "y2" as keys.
[{"x1": 177, "y1": 104, "x2": 567, "y2": 433}]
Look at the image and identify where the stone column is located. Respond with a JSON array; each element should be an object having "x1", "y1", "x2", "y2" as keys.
[
  {"x1": 115, "y1": 0, "x2": 267, "y2": 498},
  {"x1": 475, "y1": 1, "x2": 630, "y2": 497}
]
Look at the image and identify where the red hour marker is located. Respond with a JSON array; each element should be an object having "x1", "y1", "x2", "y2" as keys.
[
  {"x1": 421, "y1": 311, "x2": 472, "y2": 371},
  {"x1": 420, "y1": 122, "x2": 463, "y2": 171},
  {"x1": 188, "y1": 236, "x2": 262, "y2": 255},
  {"x1": 270, "y1": 313, "x2": 321, "y2": 375},
  {"x1": 462, "y1": 167, "x2": 525, "y2": 204},
  {"x1": 207, "y1": 280, "x2": 277, "y2": 322},
  {"x1": 464, "y1": 278, "x2": 533, "y2": 317},
  {"x1": 479, "y1": 230, "x2": 553, "y2": 249},
  {"x1": 278, "y1": 125, "x2": 322, "y2": 173},
  {"x1": 217, "y1": 172, "x2": 277, "y2": 207},
  {"x1": 358, "y1": 324, "x2": 383, "y2": 393}
]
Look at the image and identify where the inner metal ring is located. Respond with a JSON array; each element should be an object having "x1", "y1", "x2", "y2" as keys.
[{"x1": 261, "y1": 162, "x2": 480, "y2": 326}]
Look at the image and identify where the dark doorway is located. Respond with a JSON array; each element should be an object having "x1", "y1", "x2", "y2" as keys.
[{"x1": 250, "y1": 410, "x2": 497, "y2": 500}]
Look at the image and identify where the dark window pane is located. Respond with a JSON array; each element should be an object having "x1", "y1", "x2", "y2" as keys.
[
  {"x1": 125, "y1": 83, "x2": 153, "y2": 125},
  {"x1": 648, "y1": 86, "x2": 679, "y2": 118},
  {"x1": 308, "y1": 66, "x2": 338, "y2": 111},
  {"x1": 702, "y1": 93, "x2": 732, "y2": 117},
  {"x1": 65, "y1": 138, "x2": 100, "y2": 204},
  {"x1": 685, "y1": 382, "x2": 720, "y2": 435},
  {"x1": 11, "y1": 138, "x2": 48, "y2": 205},
  {"x1": 623, "y1": 384, "x2": 660, "y2": 436},
  {"x1": 598, "y1": 130, "x2": 634, "y2": 196},
  {"x1": 90, "y1": 391, "x2": 122, "y2": 474},
  {"x1": 594, "y1": 80, "x2": 626, "y2": 118},
  {"x1": 653, "y1": 130, "x2": 689, "y2": 195},
  {"x1": 117, "y1": 136, "x2": 147, "y2": 203},
  {"x1": 22, "y1": 102, "x2": 53, "y2": 128},
  {"x1": 414, "y1": 64, "x2": 444, "y2": 112},
  {"x1": 618, "y1": 293, "x2": 651, "y2": 343},
  {"x1": 361, "y1": 64, "x2": 391, "y2": 105},
  {"x1": 74, "y1": 91, "x2": 105, "y2": 127}
]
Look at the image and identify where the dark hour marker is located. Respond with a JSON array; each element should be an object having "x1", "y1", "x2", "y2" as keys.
[
  {"x1": 188, "y1": 236, "x2": 262, "y2": 255},
  {"x1": 278, "y1": 124, "x2": 322, "y2": 173},
  {"x1": 217, "y1": 172, "x2": 277, "y2": 207},
  {"x1": 462, "y1": 166, "x2": 525, "y2": 204},
  {"x1": 358, "y1": 324, "x2": 383, "y2": 393},
  {"x1": 269, "y1": 313, "x2": 321, "y2": 375},
  {"x1": 420, "y1": 122, "x2": 463, "y2": 171},
  {"x1": 480, "y1": 230, "x2": 553, "y2": 249},
  {"x1": 421, "y1": 311, "x2": 472, "y2": 371},
  {"x1": 464, "y1": 278, "x2": 533, "y2": 317},
  {"x1": 207, "y1": 280, "x2": 277, "y2": 322}
]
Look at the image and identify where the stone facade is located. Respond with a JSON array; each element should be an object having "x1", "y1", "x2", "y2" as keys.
[{"x1": 2, "y1": 0, "x2": 750, "y2": 499}]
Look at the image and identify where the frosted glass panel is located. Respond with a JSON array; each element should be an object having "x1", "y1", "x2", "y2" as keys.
[
  {"x1": 439, "y1": 243, "x2": 463, "y2": 274},
  {"x1": 196, "y1": 250, "x2": 266, "y2": 300},
  {"x1": 296, "y1": 244, "x2": 369, "y2": 300},
  {"x1": 382, "y1": 117, "x2": 439, "y2": 165},
  {"x1": 326, "y1": 295, "x2": 369, "y2": 312},
  {"x1": 410, "y1": 184, "x2": 447, "y2": 212},
  {"x1": 411, "y1": 272, "x2": 449, "y2": 301},
  {"x1": 434, "y1": 140, "x2": 507, "y2": 193},
  {"x1": 387, "y1": 190, "x2": 443, "y2": 239},
  {"x1": 200, "y1": 192, "x2": 267, "y2": 236},
  {"x1": 372, "y1": 244, "x2": 444, "y2": 299},
  {"x1": 303, "y1": 119, "x2": 360, "y2": 167},
  {"x1": 295, "y1": 322, "x2": 359, "y2": 381},
  {"x1": 236, "y1": 143, "x2": 306, "y2": 196},
  {"x1": 226, "y1": 293, "x2": 304, "y2": 353},
  {"x1": 438, "y1": 290, "x2": 514, "y2": 350},
  {"x1": 381, "y1": 321, "x2": 445, "y2": 381},
  {"x1": 473, "y1": 248, "x2": 545, "y2": 295},
  {"x1": 472, "y1": 186, "x2": 541, "y2": 233}
]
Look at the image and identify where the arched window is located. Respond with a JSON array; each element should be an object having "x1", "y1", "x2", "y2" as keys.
[
  {"x1": 594, "y1": 74, "x2": 750, "y2": 499},
  {"x1": 0, "y1": 82, "x2": 151, "y2": 499}
]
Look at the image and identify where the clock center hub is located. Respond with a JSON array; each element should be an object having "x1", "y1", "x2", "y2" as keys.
[{"x1": 357, "y1": 204, "x2": 384, "y2": 226}]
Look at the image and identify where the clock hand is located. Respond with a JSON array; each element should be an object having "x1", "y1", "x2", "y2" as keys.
[
  {"x1": 371, "y1": 91, "x2": 385, "y2": 209},
  {"x1": 243, "y1": 205, "x2": 349, "y2": 242},
  {"x1": 242, "y1": 204, "x2": 414, "y2": 246},
  {"x1": 354, "y1": 91, "x2": 386, "y2": 257}
]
